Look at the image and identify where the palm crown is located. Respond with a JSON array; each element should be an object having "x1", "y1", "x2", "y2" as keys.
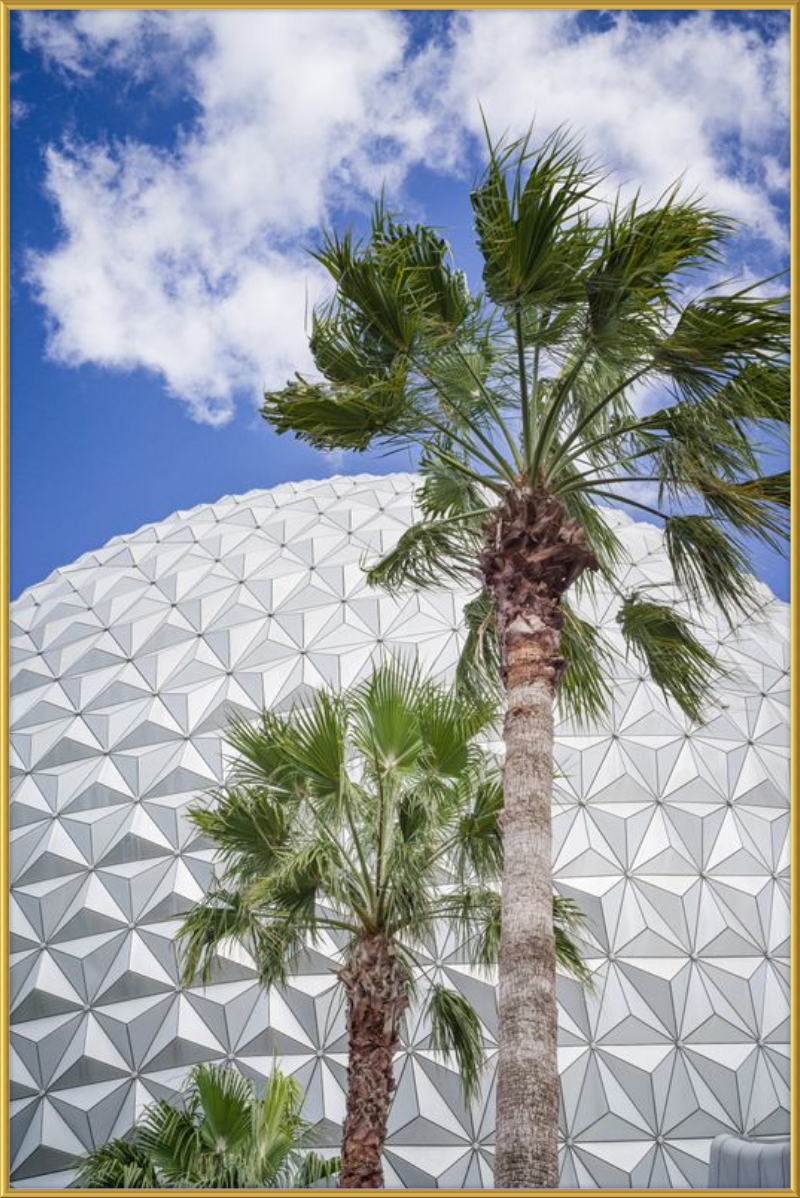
[
  {"x1": 262, "y1": 128, "x2": 788, "y2": 724},
  {"x1": 177, "y1": 662, "x2": 587, "y2": 1186},
  {"x1": 179, "y1": 663, "x2": 587, "y2": 1086},
  {"x1": 74, "y1": 1063, "x2": 339, "y2": 1189}
]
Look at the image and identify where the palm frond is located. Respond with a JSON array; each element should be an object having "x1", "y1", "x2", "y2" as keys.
[
  {"x1": 587, "y1": 188, "x2": 731, "y2": 355},
  {"x1": 281, "y1": 690, "x2": 347, "y2": 803},
  {"x1": 176, "y1": 884, "x2": 265, "y2": 986},
  {"x1": 187, "y1": 785, "x2": 289, "y2": 881},
  {"x1": 323, "y1": 249, "x2": 422, "y2": 355},
  {"x1": 697, "y1": 471, "x2": 789, "y2": 548},
  {"x1": 350, "y1": 658, "x2": 427, "y2": 777},
  {"x1": 225, "y1": 694, "x2": 349, "y2": 817},
  {"x1": 656, "y1": 290, "x2": 789, "y2": 402},
  {"x1": 559, "y1": 489, "x2": 627, "y2": 580},
  {"x1": 414, "y1": 678, "x2": 496, "y2": 780},
  {"x1": 225, "y1": 707, "x2": 295, "y2": 790},
  {"x1": 737, "y1": 470, "x2": 789, "y2": 506},
  {"x1": 294, "y1": 1151, "x2": 341, "y2": 1188},
  {"x1": 664, "y1": 514, "x2": 757, "y2": 621},
  {"x1": 417, "y1": 451, "x2": 490, "y2": 519},
  {"x1": 177, "y1": 884, "x2": 311, "y2": 989},
  {"x1": 434, "y1": 885, "x2": 501, "y2": 968},
  {"x1": 262, "y1": 368, "x2": 417, "y2": 453},
  {"x1": 559, "y1": 601, "x2": 614, "y2": 725},
  {"x1": 541, "y1": 893, "x2": 592, "y2": 984},
  {"x1": 309, "y1": 309, "x2": 393, "y2": 385},
  {"x1": 643, "y1": 401, "x2": 762, "y2": 497},
  {"x1": 705, "y1": 359, "x2": 789, "y2": 429},
  {"x1": 249, "y1": 1068, "x2": 310, "y2": 1187},
  {"x1": 422, "y1": 344, "x2": 497, "y2": 424},
  {"x1": 427, "y1": 984, "x2": 486, "y2": 1104},
  {"x1": 553, "y1": 892, "x2": 586, "y2": 932},
  {"x1": 137, "y1": 1099, "x2": 202, "y2": 1186},
  {"x1": 75, "y1": 1139, "x2": 158, "y2": 1189},
  {"x1": 78, "y1": 1063, "x2": 325, "y2": 1190},
  {"x1": 365, "y1": 516, "x2": 481, "y2": 593},
  {"x1": 194, "y1": 1064, "x2": 254, "y2": 1158},
  {"x1": 617, "y1": 593, "x2": 721, "y2": 721},
  {"x1": 472, "y1": 125, "x2": 599, "y2": 309},
  {"x1": 452, "y1": 771, "x2": 504, "y2": 883},
  {"x1": 455, "y1": 589, "x2": 503, "y2": 705},
  {"x1": 251, "y1": 840, "x2": 339, "y2": 930},
  {"x1": 365, "y1": 207, "x2": 473, "y2": 332},
  {"x1": 436, "y1": 887, "x2": 590, "y2": 986},
  {"x1": 553, "y1": 892, "x2": 593, "y2": 987},
  {"x1": 309, "y1": 208, "x2": 473, "y2": 378},
  {"x1": 255, "y1": 921, "x2": 319, "y2": 991}
]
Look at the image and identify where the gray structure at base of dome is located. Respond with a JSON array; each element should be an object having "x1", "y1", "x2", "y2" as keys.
[{"x1": 9, "y1": 474, "x2": 789, "y2": 1188}]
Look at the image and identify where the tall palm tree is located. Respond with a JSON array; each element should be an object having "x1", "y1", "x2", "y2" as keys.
[
  {"x1": 75, "y1": 1062, "x2": 339, "y2": 1188},
  {"x1": 259, "y1": 129, "x2": 789, "y2": 1187},
  {"x1": 176, "y1": 662, "x2": 588, "y2": 1188}
]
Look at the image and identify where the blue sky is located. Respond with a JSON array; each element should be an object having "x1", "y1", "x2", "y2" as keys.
[{"x1": 10, "y1": 7, "x2": 790, "y2": 600}]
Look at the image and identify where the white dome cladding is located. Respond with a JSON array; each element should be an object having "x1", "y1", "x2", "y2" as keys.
[{"x1": 9, "y1": 473, "x2": 789, "y2": 1188}]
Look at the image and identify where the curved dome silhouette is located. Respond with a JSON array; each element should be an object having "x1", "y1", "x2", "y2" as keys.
[{"x1": 9, "y1": 473, "x2": 789, "y2": 1187}]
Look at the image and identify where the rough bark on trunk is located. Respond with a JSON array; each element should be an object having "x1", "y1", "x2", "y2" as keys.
[
  {"x1": 338, "y1": 934, "x2": 409, "y2": 1189},
  {"x1": 481, "y1": 488, "x2": 596, "y2": 1189},
  {"x1": 494, "y1": 641, "x2": 560, "y2": 1189}
]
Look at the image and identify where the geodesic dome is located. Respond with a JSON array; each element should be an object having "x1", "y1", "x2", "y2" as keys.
[{"x1": 9, "y1": 473, "x2": 790, "y2": 1187}]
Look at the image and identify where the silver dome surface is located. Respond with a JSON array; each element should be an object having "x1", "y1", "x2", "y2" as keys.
[{"x1": 9, "y1": 473, "x2": 789, "y2": 1187}]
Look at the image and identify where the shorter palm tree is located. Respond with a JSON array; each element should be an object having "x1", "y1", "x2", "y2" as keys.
[
  {"x1": 75, "y1": 1062, "x2": 339, "y2": 1189},
  {"x1": 176, "y1": 662, "x2": 588, "y2": 1188}
]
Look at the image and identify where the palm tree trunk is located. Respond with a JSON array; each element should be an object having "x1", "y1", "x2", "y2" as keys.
[
  {"x1": 480, "y1": 489, "x2": 596, "y2": 1189},
  {"x1": 494, "y1": 614, "x2": 561, "y2": 1189},
  {"x1": 338, "y1": 934, "x2": 409, "y2": 1188}
]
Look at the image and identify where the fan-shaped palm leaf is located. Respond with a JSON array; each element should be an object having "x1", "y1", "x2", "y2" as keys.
[{"x1": 76, "y1": 1064, "x2": 336, "y2": 1190}]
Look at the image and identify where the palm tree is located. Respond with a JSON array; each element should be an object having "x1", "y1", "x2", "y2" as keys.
[
  {"x1": 259, "y1": 129, "x2": 788, "y2": 1187},
  {"x1": 176, "y1": 662, "x2": 589, "y2": 1188},
  {"x1": 75, "y1": 1062, "x2": 339, "y2": 1188}
]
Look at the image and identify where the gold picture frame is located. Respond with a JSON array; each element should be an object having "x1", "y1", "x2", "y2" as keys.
[{"x1": 0, "y1": 2, "x2": 796, "y2": 1194}]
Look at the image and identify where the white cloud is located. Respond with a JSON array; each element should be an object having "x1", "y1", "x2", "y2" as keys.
[
  {"x1": 20, "y1": 9, "x2": 203, "y2": 78},
  {"x1": 764, "y1": 154, "x2": 790, "y2": 194},
  {"x1": 23, "y1": 10, "x2": 442, "y2": 423},
  {"x1": 20, "y1": 9, "x2": 789, "y2": 424},
  {"x1": 440, "y1": 10, "x2": 790, "y2": 245},
  {"x1": 11, "y1": 98, "x2": 30, "y2": 124}
]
